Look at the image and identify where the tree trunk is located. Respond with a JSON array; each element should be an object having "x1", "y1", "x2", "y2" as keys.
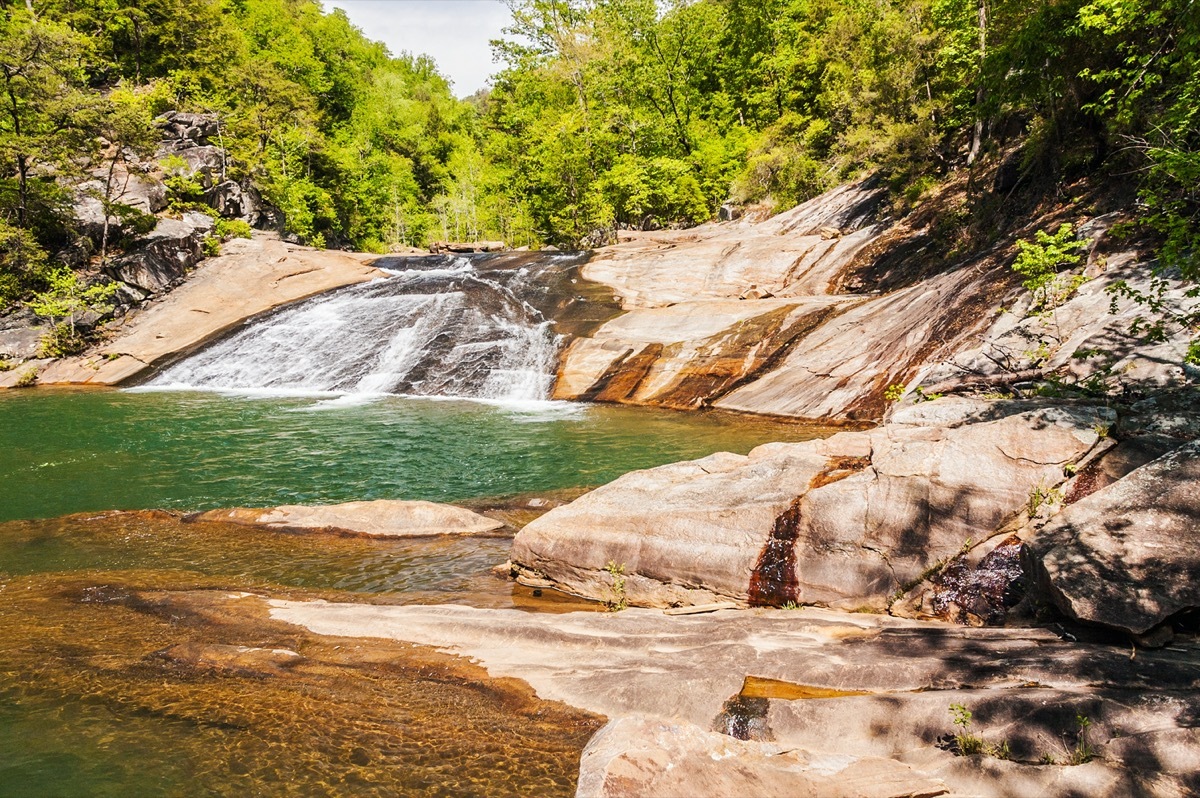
[{"x1": 967, "y1": 0, "x2": 988, "y2": 166}]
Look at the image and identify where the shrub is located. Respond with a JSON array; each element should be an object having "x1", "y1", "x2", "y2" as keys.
[
  {"x1": 604, "y1": 560, "x2": 628, "y2": 612},
  {"x1": 213, "y1": 218, "x2": 252, "y2": 240},
  {"x1": 27, "y1": 267, "x2": 120, "y2": 356},
  {"x1": 13, "y1": 367, "x2": 38, "y2": 388},
  {"x1": 1012, "y1": 224, "x2": 1089, "y2": 311}
]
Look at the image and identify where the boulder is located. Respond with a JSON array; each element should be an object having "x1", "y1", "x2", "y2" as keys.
[
  {"x1": 159, "y1": 111, "x2": 220, "y2": 142},
  {"x1": 106, "y1": 213, "x2": 212, "y2": 294},
  {"x1": 189, "y1": 499, "x2": 505, "y2": 538},
  {"x1": 511, "y1": 399, "x2": 1113, "y2": 608},
  {"x1": 1025, "y1": 440, "x2": 1200, "y2": 635},
  {"x1": 205, "y1": 179, "x2": 262, "y2": 223},
  {"x1": 0, "y1": 322, "x2": 43, "y2": 360},
  {"x1": 174, "y1": 144, "x2": 225, "y2": 189}
]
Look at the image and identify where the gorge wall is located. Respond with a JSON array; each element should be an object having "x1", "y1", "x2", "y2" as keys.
[{"x1": 553, "y1": 181, "x2": 1198, "y2": 423}]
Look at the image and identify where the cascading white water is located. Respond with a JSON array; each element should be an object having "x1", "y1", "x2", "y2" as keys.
[{"x1": 148, "y1": 258, "x2": 563, "y2": 402}]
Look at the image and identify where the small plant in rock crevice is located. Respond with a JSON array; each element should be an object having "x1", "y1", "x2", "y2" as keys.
[
  {"x1": 1027, "y1": 483, "x2": 1064, "y2": 516},
  {"x1": 603, "y1": 560, "x2": 628, "y2": 612},
  {"x1": 1067, "y1": 714, "x2": 1096, "y2": 765},
  {"x1": 1186, "y1": 340, "x2": 1200, "y2": 367},
  {"x1": 947, "y1": 703, "x2": 1011, "y2": 759},
  {"x1": 884, "y1": 383, "x2": 907, "y2": 402}
]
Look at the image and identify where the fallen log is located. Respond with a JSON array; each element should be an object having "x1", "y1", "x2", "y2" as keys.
[{"x1": 922, "y1": 367, "x2": 1053, "y2": 396}]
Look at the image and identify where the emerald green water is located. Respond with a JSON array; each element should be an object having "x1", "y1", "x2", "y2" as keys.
[
  {"x1": 0, "y1": 388, "x2": 827, "y2": 796},
  {"x1": 0, "y1": 388, "x2": 822, "y2": 523}
]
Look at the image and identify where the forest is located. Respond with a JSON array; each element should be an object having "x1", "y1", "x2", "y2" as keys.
[{"x1": 0, "y1": 0, "x2": 1197, "y2": 307}]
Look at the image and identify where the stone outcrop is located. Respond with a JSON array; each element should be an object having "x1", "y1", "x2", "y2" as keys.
[
  {"x1": 188, "y1": 499, "x2": 504, "y2": 538},
  {"x1": 106, "y1": 211, "x2": 212, "y2": 294},
  {"x1": 205, "y1": 179, "x2": 264, "y2": 225},
  {"x1": 1, "y1": 235, "x2": 383, "y2": 388},
  {"x1": 1025, "y1": 440, "x2": 1200, "y2": 635},
  {"x1": 510, "y1": 398, "x2": 1113, "y2": 609},
  {"x1": 267, "y1": 600, "x2": 1200, "y2": 797},
  {"x1": 554, "y1": 181, "x2": 1198, "y2": 422}
]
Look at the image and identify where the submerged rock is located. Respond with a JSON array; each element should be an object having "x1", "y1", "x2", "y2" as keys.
[
  {"x1": 267, "y1": 600, "x2": 1200, "y2": 798},
  {"x1": 511, "y1": 398, "x2": 1112, "y2": 609},
  {"x1": 190, "y1": 499, "x2": 505, "y2": 538},
  {"x1": 1025, "y1": 440, "x2": 1200, "y2": 635}
]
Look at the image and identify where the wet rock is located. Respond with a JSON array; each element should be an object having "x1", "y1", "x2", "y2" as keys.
[
  {"x1": 150, "y1": 642, "x2": 302, "y2": 675},
  {"x1": 511, "y1": 399, "x2": 1112, "y2": 608},
  {"x1": 190, "y1": 499, "x2": 505, "y2": 538},
  {"x1": 1025, "y1": 440, "x2": 1200, "y2": 635},
  {"x1": 900, "y1": 534, "x2": 1027, "y2": 626},
  {"x1": 553, "y1": 298, "x2": 846, "y2": 408},
  {"x1": 268, "y1": 600, "x2": 1200, "y2": 797},
  {"x1": 28, "y1": 236, "x2": 383, "y2": 387}
]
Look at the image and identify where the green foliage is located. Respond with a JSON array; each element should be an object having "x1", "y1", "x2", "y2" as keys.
[
  {"x1": 36, "y1": 321, "x2": 88, "y2": 358},
  {"x1": 1069, "y1": 714, "x2": 1096, "y2": 765},
  {"x1": 161, "y1": 155, "x2": 206, "y2": 209},
  {"x1": 1, "y1": 0, "x2": 1197, "y2": 304},
  {"x1": 949, "y1": 703, "x2": 987, "y2": 755},
  {"x1": 884, "y1": 383, "x2": 907, "y2": 402},
  {"x1": 13, "y1": 366, "x2": 38, "y2": 388},
  {"x1": 603, "y1": 560, "x2": 628, "y2": 612},
  {"x1": 1028, "y1": 483, "x2": 1064, "y2": 515},
  {"x1": 214, "y1": 219, "x2": 253, "y2": 240},
  {"x1": 1186, "y1": 340, "x2": 1200, "y2": 367},
  {"x1": 0, "y1": 219, "x2": 51, "y2": 307},
  {"x1": 27, "y1": 267, "x2": 121, "y2": 356},
  {"x1": 1012, "y1": 224, "x2": 1089, "y2": 311},
  {"x1": 948, "y1": 703, "x2": 1011, "y2": 759}
]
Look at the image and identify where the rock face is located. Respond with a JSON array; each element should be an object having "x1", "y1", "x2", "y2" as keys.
[
  {"x1": 106, "y1": 212, "x2": 212, "y2": 293},
  {"x1": 189, "y1": 499, "x2": 504, "y2": 538},
  {"x1": 1025, "y1": 440, "x2": 1200, "y2": 634},
  {"x1": 511, "y1": 398, "x2": 1113, "y2": 609},
  {"x1": 205, "y1": 180, "x2": 263, "y2": 224},
  {"x1": 267, "y1": 600, "x2": 1200, "y2": 798},
  {"x1": 555, "y1": 181, "x2": 1199, "y2": 423}
]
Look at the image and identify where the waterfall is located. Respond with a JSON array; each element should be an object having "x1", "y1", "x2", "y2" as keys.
[{"x1": 148, "y1": 255, "x2": 575, "y2": 402}]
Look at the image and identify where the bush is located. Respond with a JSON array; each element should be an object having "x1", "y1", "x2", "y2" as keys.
[
  {"x1": 27, "y1": 267, "x2": 120, "y2": 356},
  {"x1": 213, "y1": 218, "x2": 252, "y2": 240},
  {"x1": 1012, "y1": 224, "x2": 1089, "y2": 311},
  {"x1": 36, "y1": 322, "x2": 88, "y2": 357}
]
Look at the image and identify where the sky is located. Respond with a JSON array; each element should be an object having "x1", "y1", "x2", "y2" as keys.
[{"x1": 323, "y1": 0, "x2": 514, "y2": 98}]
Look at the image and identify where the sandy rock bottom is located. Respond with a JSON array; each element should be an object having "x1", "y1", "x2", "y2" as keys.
[{"x1": 268, "y1": 600, "x2": 1200, "y2": 797}]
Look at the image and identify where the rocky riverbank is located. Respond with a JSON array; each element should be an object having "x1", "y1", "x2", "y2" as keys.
[{"x1": 255, "y1": 404, "x2": 1200, "y2": 796}]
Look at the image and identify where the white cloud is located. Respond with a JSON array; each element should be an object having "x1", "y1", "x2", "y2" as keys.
[{"x1": 322, "y1": 0, "x2": 513, "y2": 97}]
